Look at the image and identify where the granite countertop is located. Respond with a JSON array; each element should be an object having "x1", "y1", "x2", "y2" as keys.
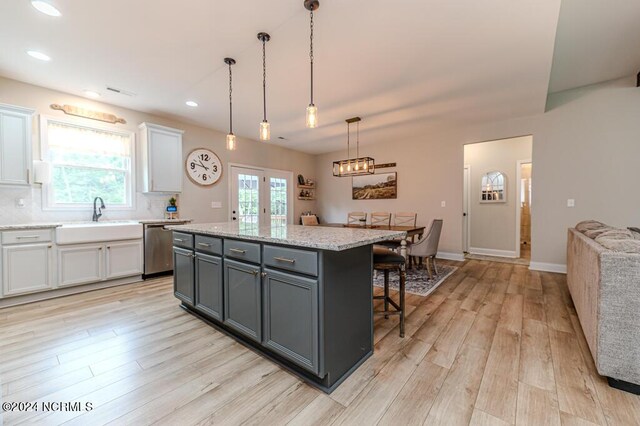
[
  {"x1": 0, "y1": 219, "x2": 192, "y2": 231},
  {"x1": 167, "y1": 222, "x2": 406, "y2": 251},
  {"x1": 0, "y1": 223, "x2": 64, "y2": 231},
  {"x1": 137, "y1": 219, "x2": 192, "y2": 224}
]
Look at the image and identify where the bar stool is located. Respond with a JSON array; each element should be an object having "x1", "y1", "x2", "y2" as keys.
[{"x1": 373, "y1": 246, "x2": 406, "y2": 337}]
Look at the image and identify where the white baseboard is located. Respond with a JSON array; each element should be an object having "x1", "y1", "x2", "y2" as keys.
[
  {"x1": 437, "y1": 251, "x2": 466, "y2": 262},
  {"x1": 468, "y1": 247, "x2": 517, "y2": 258},
  {"x1": 529, "y1": 262, "x2": 567, "y2": 274}
]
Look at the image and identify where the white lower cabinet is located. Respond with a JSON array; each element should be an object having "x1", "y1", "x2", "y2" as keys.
[
  {"x1": 58, "y1": 239, "x2": 143, "y2": 287},
  {"x1": 58, "y1": 244, "x2": 103, "y2": 287},
  {"x1": 2, "y1": 243, "x2": 54, "y2": 296},
  {"x1": 105, "y1": 241, "x2": 143, "y2": 279}
]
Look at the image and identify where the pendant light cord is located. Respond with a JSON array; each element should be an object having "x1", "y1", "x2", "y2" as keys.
[
  {"x1": 356, "y1": 121, "x2": 359, "y2": 159},
  {"x1": 228, "y1": 62, "x2": 233, "y2": 133},
  {"x1": 262, "y1": 38, "x2": 267, "y2": 121},
  {"x1": 347, "y1": 121, "x2": 350, "y2": 159},
  {"x1": 309, "y1": 9, "x2": 314, "y2": 105}
]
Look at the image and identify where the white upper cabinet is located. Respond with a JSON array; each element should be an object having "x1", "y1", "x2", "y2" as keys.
[
  {"x1": 139, "y1": 122, "x2": 184, "y2": 193},
  {"x1": 0, "y1": 103, "x2": 34, "y2": 186}
]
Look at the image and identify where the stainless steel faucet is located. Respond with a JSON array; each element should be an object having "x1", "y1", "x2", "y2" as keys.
[{"x1": 92, "y1": 197, "x2": 106, "y2": 222}]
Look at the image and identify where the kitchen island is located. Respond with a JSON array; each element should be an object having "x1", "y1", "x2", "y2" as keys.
[{"x1": 167, "y1": 222, "x2": 405, "y2": 393}]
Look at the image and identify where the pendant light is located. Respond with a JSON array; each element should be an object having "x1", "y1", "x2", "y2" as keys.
[
  {"x1": 224, "y1": 57, "x2": 237, "y2": 151},
  {"x1": 257, "y1": 32, "x2": 271, "y2": 141},
  {"x1": 332, "y1": 117, "x2": 375, "y2": 177},
  {"x1": 304, "y1": 0, "x2": 319, "y2": 128}
]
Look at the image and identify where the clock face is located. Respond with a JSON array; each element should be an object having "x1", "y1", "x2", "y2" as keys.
[{"x1": 186, "y1": 148, "x2": 222, "y2": 186}]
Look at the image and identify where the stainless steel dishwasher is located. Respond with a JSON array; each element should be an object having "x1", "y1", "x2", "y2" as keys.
[{"x1": 144, "y1": 222, "x2": 188, "y2": 276}]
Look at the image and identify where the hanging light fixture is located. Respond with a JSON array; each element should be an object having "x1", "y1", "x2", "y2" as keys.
[
  {"x1": 224, "y1": 57, "x2": 237, "y2": 151},
  {"x1": 304, "y1": 0, "x2": 319, "y2": 128},
  {"x1": 257, "y1": 32, "x2": 271, "y2": 141},
  {"x1": 332, "y1": 117, "x2": 375, "y2": 177}
]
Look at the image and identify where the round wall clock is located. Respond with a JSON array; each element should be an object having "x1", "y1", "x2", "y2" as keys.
[{"x1": 185, "y1": 148, "x2": 222, "y2": 186}]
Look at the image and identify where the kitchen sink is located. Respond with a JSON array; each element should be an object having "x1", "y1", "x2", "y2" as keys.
[{"x1": 56, "y1": 221, "x2": 143, "y2": 245}]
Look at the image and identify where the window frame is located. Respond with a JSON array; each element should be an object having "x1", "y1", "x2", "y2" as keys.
[{"x1": 39, "y1": 115, "x2": 136, "y2": 211}]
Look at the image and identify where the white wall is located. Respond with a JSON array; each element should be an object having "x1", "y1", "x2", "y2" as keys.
[
  {"x1": 0, "y1": 77, "x2": 316, "y2": 225},
  {"x1": 316, "y1": 75, "x2": 640, "y2": 270},
  {"x1": 464, "y1": 136, "x2": 532, "y2": 256}
]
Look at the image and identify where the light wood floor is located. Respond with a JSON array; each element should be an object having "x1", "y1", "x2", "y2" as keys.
[{"x1": 1, "y1": 260, "x2": 639, "y2": 425}]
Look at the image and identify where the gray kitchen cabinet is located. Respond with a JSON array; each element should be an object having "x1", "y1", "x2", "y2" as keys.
[
  {"x1": 173, "y1": 247, "x2": 194, "y2": 306},
  {"x1": 263, "y1": 268, "x2": 319, "y2": 375},
  {"x1": 223, "y1": 258, "x2": 261, "y2": 343},
  {"x1": 195, "y1": 252, "x2": 223, "y2": 320}
]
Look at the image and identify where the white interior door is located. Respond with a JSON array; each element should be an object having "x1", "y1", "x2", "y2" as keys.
[
  {"x1": 463, "y1": 165, "x2": 470, "y2": 252},
  {"x1": 230, "y1": 166, "x2": 293, "y2": 227}
]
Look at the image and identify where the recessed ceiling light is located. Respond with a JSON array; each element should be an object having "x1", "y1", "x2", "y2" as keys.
[
  {"x1": 26, "y1": 50, "x2": 51, "y2": 61},
  {"x1": 185, "y1": 101, "x2": 198, "y2": 107},
  {"x1": 84, "y1": 90, "x2": 101, "y2": 99},
  {"x1": 31, "y1": 0, "x2": 61, "y2": 17}
]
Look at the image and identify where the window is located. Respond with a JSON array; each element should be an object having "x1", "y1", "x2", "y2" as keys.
[{"x1": 42, "y1": 117, "x2": 134, "y2": 210}]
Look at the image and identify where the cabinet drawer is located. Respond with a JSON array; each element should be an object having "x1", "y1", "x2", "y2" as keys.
[
  {"x1": 172, "y1": 232, "x2": 193, "y2": 249},
  {"x1": 264, "y1": 245, "x2": 318, "y2": 277},
  {"x1": 224, "y1": 240, "x2": 261, "y2": 264},
  {"x1": 195, "y1": 235, "x2": 222, "y2": 255},
  {"x1": 2, "y1": 229, "x2": 53, "y2": 245}
]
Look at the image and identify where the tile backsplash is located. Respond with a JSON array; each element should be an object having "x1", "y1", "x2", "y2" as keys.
[{"x1": 0, "y1": 186, "x2": 171, "y2": 225}]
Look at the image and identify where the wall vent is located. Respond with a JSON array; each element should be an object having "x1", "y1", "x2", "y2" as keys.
[{"x1": 106, "y1": 86, "x2": 137, "y2": 97}]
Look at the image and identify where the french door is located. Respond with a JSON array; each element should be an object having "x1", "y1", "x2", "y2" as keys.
[{"x1": 230, "y1": 166, "x2": 293, "y2": 227}]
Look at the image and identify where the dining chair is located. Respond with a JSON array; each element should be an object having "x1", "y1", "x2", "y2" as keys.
[
  {"x1": 407, "y1": 219, "x2": 444, "y2": 279},
  {"x1": 370, "y1": 212, "x2": 391, "y2": 227},
  {"x1": 347, "y1": 212, "x2": 367, "y2": 226},
  {"x1": 394, "y1": 212, "x2": 417, "y2": 227},
  {"x1": 301, "y1": 215, "x2": 319, "y2": 226}
]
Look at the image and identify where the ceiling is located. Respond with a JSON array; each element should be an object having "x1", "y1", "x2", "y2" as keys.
[
  {"x1": 0, "y1": 0, "x2": 569, "y2": 153},
  {"x1": 548, "y1": 1, "x2": 640, "y2": 94}
]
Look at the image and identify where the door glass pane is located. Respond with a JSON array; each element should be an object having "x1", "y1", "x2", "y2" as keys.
[
  {"x1": 238, "y1": 174, "x2": 260, "y2": 225},
  {"x1": 270, "y1": 177, "x2": 287, "y2": 227}
]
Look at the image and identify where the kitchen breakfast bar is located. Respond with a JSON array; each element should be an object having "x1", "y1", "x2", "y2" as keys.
[{"x1": 167, "y1": 222, "x2": 405, "y2": 392}]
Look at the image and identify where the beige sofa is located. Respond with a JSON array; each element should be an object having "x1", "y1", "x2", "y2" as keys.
[{"x1": 567, "y1": 221, "x2": 640, "y2": 393}]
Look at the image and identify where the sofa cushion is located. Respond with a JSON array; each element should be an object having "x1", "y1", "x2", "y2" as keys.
[
  {"x1": 576, "y1": 220, "x2": 612, "y2": 239},
  {"x1": 596, "y1": 230, "x2": 640, "y2": 253},
  {"x1": 584, "y1": 227, "x2": 615, "y2": 239},
  {"x1": 576, "y1": 220, "x2": 608, "y2": 233}
]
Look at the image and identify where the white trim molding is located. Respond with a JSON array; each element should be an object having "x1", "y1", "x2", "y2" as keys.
[
  {"x1": 468, "y1": 247, "x2": 517, "y2": 258},
  {"x1": 529, "y1": 262, "x2": 567, "y2": 274},
  {"x1": 437, "y1": 251, "x2": 466, "y2": 262}
]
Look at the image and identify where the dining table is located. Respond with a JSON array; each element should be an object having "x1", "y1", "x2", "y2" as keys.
[{"x1": 322, "y1": 223, "x2": 426, "y2": 260}]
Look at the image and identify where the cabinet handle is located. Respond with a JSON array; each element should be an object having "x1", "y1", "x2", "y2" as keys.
[
  {"x1": 191, "y1": 254, "x2": 197, "y2": 259},
  {"x1": 16, "y1": 235, "x2": 40, "y2": 240},
  {"x1": 261, "y1": 272, "x2": 267, "y2": 278},
  {"x1": 27, "y1": 169, "x2": 30, "y2": 184},
  {"x1": 273, "y1": 256, "x2": 296, "y2": 264},
  {"x1": 197, "y1": 243, "x2": 211, "y2": 247},
  {"x1": 99, "y1": 247, "x2": 103, "y2": 251},
  {"x1": 174, "y1": 238, "x2": 185, "y2": 242},
  {"x1": 251, "y1": 270, "x2": 259, "y2": 276},
  {"x1": 230, "y1": 248, "x2": 246, "y2": 254}
]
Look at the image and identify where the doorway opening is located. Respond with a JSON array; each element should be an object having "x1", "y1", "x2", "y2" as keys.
[
  {"x1": 462, "y1": 135, "x2": 533, "y2": 264},
  {"x1": 229, "y1": 164, "x2": 293, "y2": 227}
]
